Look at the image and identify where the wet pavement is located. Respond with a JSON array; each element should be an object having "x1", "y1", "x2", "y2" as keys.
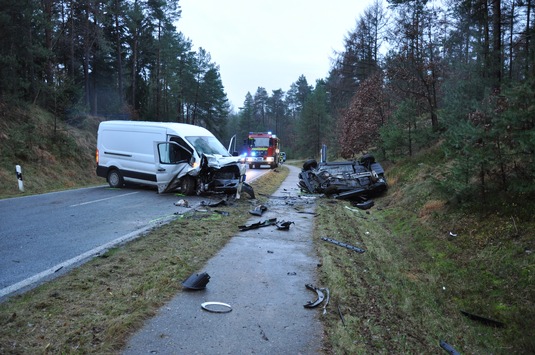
[{"x1": 123, "y1": 165, "x2": 324, "y2": 354}]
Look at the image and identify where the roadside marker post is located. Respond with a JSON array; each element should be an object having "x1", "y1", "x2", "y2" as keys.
[{"x1": 16, "y1": 165, "x2": 24, "y2": 192}]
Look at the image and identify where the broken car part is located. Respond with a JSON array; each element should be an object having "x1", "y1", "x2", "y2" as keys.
[
  {"x1": 249, "y1": 204, "x2": 267, "y2": 216},
  {"x1": 321, "y1": 237, "x2": 366, "y2": 253},
  {"x1": 304, "y1": 284, "x2": 325, "y2": 308},
  {"x1": 322, "y1": 287, "x2": 330, "y2": 315},
  {"x1": 182, "y1": 272, "x2": 210, "y2": 290},
  {"x1": 353, "y1": 200, "x2": 374, "y2": 210},
  {"x1": 276, "y1": 220, "x2": 294, "y2": 230},
  {"x1": 201, "y1": 302, "x2": 232, "y2": 313},
  {"x1": 440, "y1": 340, "x2": 460, "y2": 355},
  {"x1": 238, "y1": 218, "x2": 277, "y2": 231},
  {"x1": 460, "y1": 310, "x2": 505, "y2": 328}
]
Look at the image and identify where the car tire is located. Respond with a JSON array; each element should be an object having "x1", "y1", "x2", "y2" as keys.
[
  {"x1": 303, "y1": 159, "x2": 318, "y2": 171},
  {"x1": 181, "y1": 175, "x2": 196, "y2": 196},
  {"x1": 107, "y1": 169, "x2": 124, "y2": 188}
]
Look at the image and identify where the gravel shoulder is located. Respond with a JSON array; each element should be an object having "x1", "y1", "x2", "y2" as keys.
[{"x1": 123, "y1": 165, "x2": 324, "y2": 354}]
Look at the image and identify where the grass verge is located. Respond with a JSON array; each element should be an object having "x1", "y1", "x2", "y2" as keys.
[
  {"x1": 0, "y1": 166, "x2": 289, "y2": 354},
  {"x1": 314, "y1": 151, "x2": 534, "y2": 354}
]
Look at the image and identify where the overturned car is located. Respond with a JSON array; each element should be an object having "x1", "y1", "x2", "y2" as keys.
[{"x1": 298, "y1": 154, "x2": 387, "y2": 200}]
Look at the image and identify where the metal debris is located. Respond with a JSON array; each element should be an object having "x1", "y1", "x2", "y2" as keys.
[
  {"x1": 303, "y1": 284, "x2": 325, "y2": 308},
  {"x1": 321, "y1": 237, "x2": 366, "y2": 253},
  {"x1": 238, "y1": 218, "x2": 277, "y2": 231}
]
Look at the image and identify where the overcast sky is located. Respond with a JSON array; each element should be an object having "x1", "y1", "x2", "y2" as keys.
[{"x1": 176, "y1": 0, "x2": 376, "y2": 110}]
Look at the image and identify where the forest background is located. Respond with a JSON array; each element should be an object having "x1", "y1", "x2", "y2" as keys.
[{"x1": 1, "y1": 0, "x2": 534, "y2": 201}]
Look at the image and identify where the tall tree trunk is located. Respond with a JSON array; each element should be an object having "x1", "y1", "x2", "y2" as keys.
[
  {"x1": 491, "y1": 0, "x2": 502, "y2": 92},
  {"x1": 114, "y1": 0, "x2": 123, "y2": 108}
]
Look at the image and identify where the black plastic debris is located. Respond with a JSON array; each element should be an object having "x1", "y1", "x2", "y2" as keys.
[
  {"x1": 321, "y1": 237, "x2": 366, "y2": 253},
  {"x1": 238, "y1": 218, "x2": 277, "y2": 231},
  {"x1": 440, "y1": 340, "x2": 460, "y2": 355},
  {"x1": 353, "y1": 200, "x2": 374, "y2": 210},
  {"x1": 276, "y1": 220, "x2": 294, "y2": 230},
  {"x1": 249, "y1": 205, "x2": 267, "y2": 216},
  {"x1": 201, "y1": 199, "x2": 227, "y2": 207},
  {"x1": 214, "y1": 210, "x2": 230, "y2": 216},
  {"x1": 182, "y1": 272, "x2": 210, "y2": 290},
  {"x1": 460, "y1": 310, "x2": 505, "y2": 328},
  {"x1": 304, "y1": 284, "x2": 330, "y2": 314}
]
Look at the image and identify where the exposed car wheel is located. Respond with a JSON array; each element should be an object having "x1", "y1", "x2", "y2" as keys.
[
  {"x1": 360, "y1": 154, "x2": 376, "y2": 167},
  {"x1": 180, "y1": 175, "x2": 196, "y2": 196},
  {"x1": 107, "y1": 169, "x2": 124, "y2": 188},
  {"x1": 303, "y1": 159, "x2": 318, "y2": 171}
]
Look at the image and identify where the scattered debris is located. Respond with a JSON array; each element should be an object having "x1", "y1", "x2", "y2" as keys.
[
  {"x1": 182, "y1": 272, "x2": 210, "y2": 290},
  {"x1": 287, "y1": 272, "x2": 297, "y2": 276},
  {"x1": 238, "y1": 218, "x2": 277, "y2": 231},
  {"x1": 201, "y1": 199, "x2": 228, "y2": 207},
  {"x1": 449, "y1": 231, "x2": 458, "y2": 237},
  {"x1": 322, "y1": 287, "x2": 330, "y2": 315},
  {"x1": 267, "y1": 250, "x2": 274, "y2": 254},
  {"x1": 214, "y1": 210, "x2": 230, "y2": 216},
  {"x1": 303, "y1": 284, "x2": 325, "y2": 308},
  {"x1": 460, "y1": 310, "x2": 505, "y2": 328},
  {"x1": 304, "y1": 284, "x2": 330, "y2": 314},
  {"x1": 321, "y1": 237, "x2": 366, "y2": 253},
  {"x1": 249, "y1": 205, "x2": 267, "y2": 216},
  {"x1": 440, "y1": 340, "x2": 460, "y2": 355},
  {"x1": 201, "y1": 302, "x2": 232, "y2": 313},
  {"x1": 276, "y1": 220, "x2": 294, "y2": 230},
  {"x1": 174, "y1": 199, "x2": 189, "y2": 207},
  {"x1": 353, "y1": 200, "x2": 374, "y2": 210}
]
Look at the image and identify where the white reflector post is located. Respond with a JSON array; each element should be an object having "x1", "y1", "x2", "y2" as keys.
[{"x1": 16, "y1": 165, "x2": 24, "y2": 192}]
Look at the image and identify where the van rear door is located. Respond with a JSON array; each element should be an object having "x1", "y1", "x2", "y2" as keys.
[{"x1": 153, "y1": 142, "x2": 193, "y2": 193}]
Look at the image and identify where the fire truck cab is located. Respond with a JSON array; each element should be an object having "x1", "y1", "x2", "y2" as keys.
[{"x1": 241, "y1": 132, "x2": 280, "y2": 169}]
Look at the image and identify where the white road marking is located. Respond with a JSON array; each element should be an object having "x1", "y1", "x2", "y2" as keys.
[
  {"x1": 0, "y1": 215, "x2": 175, "y2": 299},
  {"x1": 69, "y1": 191, "x2": 139, "y2": 207}
]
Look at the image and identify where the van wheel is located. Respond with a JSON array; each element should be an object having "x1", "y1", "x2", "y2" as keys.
[
  {"x1": 181, "y1": 176, "x2": 196, "y2": 196},
  {"x1": 107, "y1": 169, "x2": 124, "y2": 188}
]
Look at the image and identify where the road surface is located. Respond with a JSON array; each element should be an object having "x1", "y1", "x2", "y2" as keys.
[{"x1": 0, "y1": 167, "x2": 269, "y2": 301}]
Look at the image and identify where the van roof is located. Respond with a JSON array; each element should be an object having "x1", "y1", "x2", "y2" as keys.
[{"x1": 100, "y1": 120, "x2": 214, "y2": 136}]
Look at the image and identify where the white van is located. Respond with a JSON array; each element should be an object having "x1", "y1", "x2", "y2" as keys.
[{"x1": 96, "y1": 121, "x2": 254, "y2": 198}]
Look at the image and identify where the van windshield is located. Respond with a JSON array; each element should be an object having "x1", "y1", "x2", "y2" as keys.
[{"x1": 186, "y1": 136, "x2": 230, "y2": 156}]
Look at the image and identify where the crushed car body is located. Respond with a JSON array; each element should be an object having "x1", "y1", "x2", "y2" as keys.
[{"x1": 298, "y1": 154, "x2": 387, "y2": 200}]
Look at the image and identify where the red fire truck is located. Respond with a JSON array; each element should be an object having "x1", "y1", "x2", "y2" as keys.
[{"x1": 241, "y1": 132, "x2": 280, "y2": 169}]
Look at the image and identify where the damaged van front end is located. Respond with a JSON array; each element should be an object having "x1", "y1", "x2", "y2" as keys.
[
  {"x1": 196, "y1": 154, "x2": 254, "y2": 199},
  {"x1": 154, "y1": 140, "x2": 254, "y2": 199}
]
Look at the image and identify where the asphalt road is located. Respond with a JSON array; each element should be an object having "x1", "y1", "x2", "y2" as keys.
[{"x1": 0, "y1": 167, "x2": 269, "y2": 301}]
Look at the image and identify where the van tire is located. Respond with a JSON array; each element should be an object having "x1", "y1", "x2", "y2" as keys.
[
  {"x1": 107, "y1": 169, "x2": 124, "y2": 188},
  {"x1": 181, "y1": 176, "x2": 196, "y2": 196}
]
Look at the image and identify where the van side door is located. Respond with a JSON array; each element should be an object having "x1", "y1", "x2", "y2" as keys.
[{"x1": 153, "y1": 141, "x2": 193, "y2": 193}]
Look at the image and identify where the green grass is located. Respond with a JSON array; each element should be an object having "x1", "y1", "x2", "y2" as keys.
[{"x1": 313, "y1": 148, "x2": 535, "y2": 354}]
